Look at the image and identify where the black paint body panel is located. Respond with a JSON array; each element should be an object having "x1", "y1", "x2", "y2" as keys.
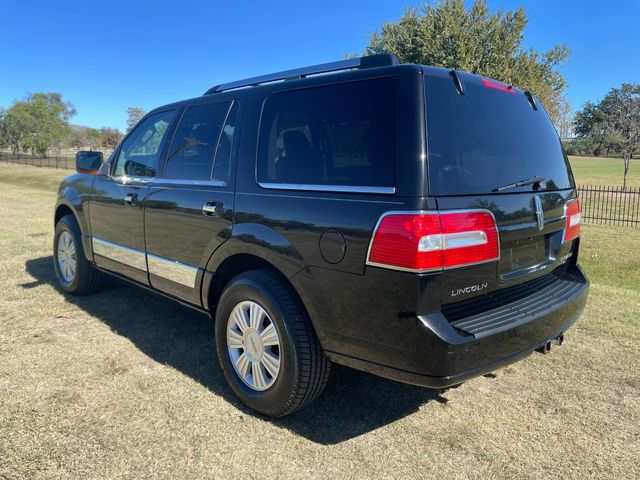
[{"x1": 53, "y1": 62, "x2": 589, "y2": 389}]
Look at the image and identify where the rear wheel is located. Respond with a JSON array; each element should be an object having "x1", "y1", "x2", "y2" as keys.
[
  {"x1": 215, "y1": 270, "x2": 330, "y2": 417},
  {"x1": 53, "y1": 214, "x2": 104, "y2": 295}
]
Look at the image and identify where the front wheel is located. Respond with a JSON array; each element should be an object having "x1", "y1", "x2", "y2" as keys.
[
  {"x1": 215, "y1": 270, "x2": 330, "y2": 417},
  {"x1": 53, "y1": 214, "x2": 104, "y2": 295}
]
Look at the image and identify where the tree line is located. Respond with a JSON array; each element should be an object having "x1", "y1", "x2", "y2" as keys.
[
  {"x1": 363, "y1": 0, "x2": 639, "y2": 189},
  {"x1": 0, "y1": 93, "x2": 147, "y2": 157},
  {"x1": 362, "y1": 0, "x2": 571, "y2": 127},
  {"x1": 569, "y1": 84, "x2": 640, "y2": 189},
  {"x1": 1, "y1": 0, "x2": 637, "y2": 187}
]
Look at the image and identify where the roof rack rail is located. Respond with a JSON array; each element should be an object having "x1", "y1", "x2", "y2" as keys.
[{"x1": 203, "y1": 54, "x2": 399, "y2": 95}]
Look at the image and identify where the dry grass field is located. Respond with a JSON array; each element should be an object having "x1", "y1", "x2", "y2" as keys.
[{"x1": 0, "y1": 164, "x2": 639, "y2": 479}]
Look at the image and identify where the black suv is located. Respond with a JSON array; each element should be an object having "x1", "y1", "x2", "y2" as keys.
[{"x1": 53, "y1": 54, "x2": 588, "y2": 417}]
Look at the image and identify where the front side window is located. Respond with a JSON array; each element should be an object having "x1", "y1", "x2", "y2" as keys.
[
  {"x1": 114, "y1": 110, "x2": 174, "y2": 178},
  {"x1": 257, "y1": 78, "x2": 397, "y2": 188},
  {"x1": 164, "y1": 102, "x2": 231, "y2": 180}
]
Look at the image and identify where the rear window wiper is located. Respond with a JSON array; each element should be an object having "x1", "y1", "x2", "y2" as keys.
[{"x1": 492, "y1": 175, "x2": 545, "y2": 192}]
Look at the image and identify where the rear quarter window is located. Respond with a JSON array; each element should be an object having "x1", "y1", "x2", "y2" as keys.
[
  {"x1": 425, "y1": 73, "x2": 574, "y2": 195},
  {"x1": 257, "y1": 78, "x2": 396, "y2": 188}
]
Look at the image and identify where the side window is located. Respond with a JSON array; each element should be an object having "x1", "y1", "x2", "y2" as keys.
[
  {"x1": 212, "y1": 101, "x2": 238, "y2": 181},
  {"x1": 257, "y1": 78, "x2": 396, "y2": 187},
  {"x1": 164, "y1": 102, "x2": 231, "y2": 180},
  {"x1": 114, "y1": 110, "x2": 175, "y2": 178}
]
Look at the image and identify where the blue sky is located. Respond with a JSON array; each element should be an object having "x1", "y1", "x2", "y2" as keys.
[{"x1": 1, "y1": 0, "x2": 638, "y2": 130}]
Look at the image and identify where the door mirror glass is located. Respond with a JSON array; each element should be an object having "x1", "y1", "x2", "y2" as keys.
[{"x1": 76, "y1": 151, "x2": 104, "y2": 174}]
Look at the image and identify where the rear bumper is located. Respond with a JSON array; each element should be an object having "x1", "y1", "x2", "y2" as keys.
[{"x1": 327, "y1": 266, "x2": 589, "y2": 388}]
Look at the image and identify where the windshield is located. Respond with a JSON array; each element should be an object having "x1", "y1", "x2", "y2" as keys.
[{"x1": 425, "y1": 71, "x2": 575, "y2": 196}]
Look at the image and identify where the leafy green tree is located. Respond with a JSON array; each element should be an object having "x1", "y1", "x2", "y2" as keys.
[
  {"x1": 0, "y1": 108, "x2": 8, "y2": 149},
  {"x1": 6, "y1": 93, "x2": 75, "y2": 156},
  {"x1": 574, "y1": 101, "x2": 611, "y2": 156},
  {"x1": 3, "y1": 102, "x2": 33, "y2": 154},
  {"x1": 364, "y1": 0, "x2": 570, "y2": 125},
  {"x1": 126, "y1": 107, "x2": 146, "y2": 132}
]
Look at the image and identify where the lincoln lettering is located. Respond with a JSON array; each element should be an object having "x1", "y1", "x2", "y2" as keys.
[{"x1": 451, "y1": 283, "x2": 489, "y2": 297}]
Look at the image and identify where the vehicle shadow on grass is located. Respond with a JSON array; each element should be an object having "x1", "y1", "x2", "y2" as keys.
[{"x1": 24, "y1": 256, "x2": 449, "y2": 445}]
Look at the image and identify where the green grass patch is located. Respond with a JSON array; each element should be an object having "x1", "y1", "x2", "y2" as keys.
[
  {"x1": 568, "y1": 155, "x2": 639, "y2": 188},
  {"x1": 0, "y1": 164, "x2": 69, "y2": 192}
]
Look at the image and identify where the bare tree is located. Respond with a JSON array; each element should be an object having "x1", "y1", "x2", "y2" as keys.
[
  {"x1": 554, "y1": 96, "x2": 573, "y2": 139},
  {"x1": 100, "y1": 127, "x2": 123, "y2": 149},
  {"x1": 603, "y1": 84, "x2": 640, "y2": 190},
  {"x1": 126, "y1": 107, "x2": 146, "y2": 132}
]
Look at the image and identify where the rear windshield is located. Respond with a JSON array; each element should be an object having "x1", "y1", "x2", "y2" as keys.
[{"x1": 425, "y1": 72, "x2": 574, "y2": 196}]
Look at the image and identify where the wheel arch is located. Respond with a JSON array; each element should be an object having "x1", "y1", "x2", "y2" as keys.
[
  {"x1": 204, "y1": 253, "x2": 288, "y2": 310},
  {"x1": 54, "y1": 203, "x2": 75, "y2": 226},
  {"x1": 201, "y1": 221, "x2": 323, "y2": 324},
  {"x1": 55, "y1": 187, "x2": 92, "y2": 262}
]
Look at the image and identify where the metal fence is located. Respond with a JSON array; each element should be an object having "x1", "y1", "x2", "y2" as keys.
[
  {"x1": 577, "y1": 185, "x2": 640, "y2": 227},
  {"x1": 0, "y1": 151, "x2": 76, "y2": 169}
]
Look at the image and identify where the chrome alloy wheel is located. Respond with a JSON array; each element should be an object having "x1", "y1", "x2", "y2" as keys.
[
  {"x1": 227, "y1": 301, "x2": 281, "y2": 391},
  {"x1": 57, "y1": 231, "x2": 77, "y2": 284}
]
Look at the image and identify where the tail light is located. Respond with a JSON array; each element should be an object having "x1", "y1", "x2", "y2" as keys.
[
  {"x1": 564, "y1": 199, "x2": 581, "y2": 242},
  {"x1": 367, "y1": 210, "x2": 499, "y2": 272}
]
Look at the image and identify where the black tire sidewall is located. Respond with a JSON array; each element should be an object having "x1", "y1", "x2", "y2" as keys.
[
  {"x1": 53, "y1": 216, "x2": 82, "y2": 293},
  {"x1": 215, "y1": 274, "x2": 300, "y2": 416}
]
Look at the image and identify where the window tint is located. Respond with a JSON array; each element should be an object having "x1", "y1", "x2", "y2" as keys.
[
  {"x1": 114, "y1": 110, "x2": 174, "y2": 178},
  {"x1": 258, "y1": 78, "x2": 396, "y2": 187},
  {"x1": 425, "y1": 74, "x2": 574, "y2": 195},
  {"x1": 164, "y1": 102, "x2": 231, "y2": 180},
  {"x1": 212, "y1": 101, "x2": 238, "y2": 181}
]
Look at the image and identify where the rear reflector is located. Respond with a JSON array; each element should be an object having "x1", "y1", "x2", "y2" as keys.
[
  {"x1": 367, "y1": 210, "x2": 499, "y2": 272},
  {"x1": 564, "y1": 199, "x2": 581, "y2": 242},
  {"x1": 481, "y1": 78, "x2": 515, "y2": 94}
]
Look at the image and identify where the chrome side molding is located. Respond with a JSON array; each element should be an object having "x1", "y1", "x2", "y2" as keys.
[
  {"x1": 147, "y1": 253, "x2": 198, "y2": 288},
  {"x1": 92, "y1": 237, "x2": 199, "y2": 288},
  {"x1": 111, "y1": 176, "x2": 227, "y2": 188},
  {"x1": 258, "y1": 182, "x2": 396, "y2": 195},
  {"x1": 92, "y1": 237, "x2": 147, "y2": 271}
]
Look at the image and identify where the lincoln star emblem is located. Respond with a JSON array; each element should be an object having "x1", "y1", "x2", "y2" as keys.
[{"x1": 534, "y1": 195, "x2": 544, "y2": 231}]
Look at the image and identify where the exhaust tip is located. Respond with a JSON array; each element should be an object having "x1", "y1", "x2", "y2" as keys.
[
  {"x1": 536, "y1": 341, "x2": 552, "y2": 355},
  {"x1": 557, "y1": 334, "x2": 564, "y2": 346}
]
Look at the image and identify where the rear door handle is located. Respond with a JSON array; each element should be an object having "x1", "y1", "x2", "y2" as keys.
[
  {"x1": 124, "y1": 193, "x2": 138, "y2": 205},
  {"x1": 202, "y1": 201, "x2": 220, "y2": 216}
]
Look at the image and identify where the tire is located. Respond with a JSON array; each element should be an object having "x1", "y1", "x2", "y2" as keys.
[
  {"x1": 215, "y1": 269, "x2": 330, "y2": 417},
  {"x1": 53, "y1": 214, "x2": 104, "y2": 295}
]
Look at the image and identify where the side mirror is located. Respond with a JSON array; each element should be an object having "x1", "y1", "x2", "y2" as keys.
[{"x1": 76, "y1": 151, "x2": 104, "y2": 174}]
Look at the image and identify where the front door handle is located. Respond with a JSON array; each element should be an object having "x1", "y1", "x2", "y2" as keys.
[
  {"x1": 202, "y1": 201, "x2": 220, "y2": 217},
  {"x1": 124, "y1": 193, "x2": 139, "y2": 206}
]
